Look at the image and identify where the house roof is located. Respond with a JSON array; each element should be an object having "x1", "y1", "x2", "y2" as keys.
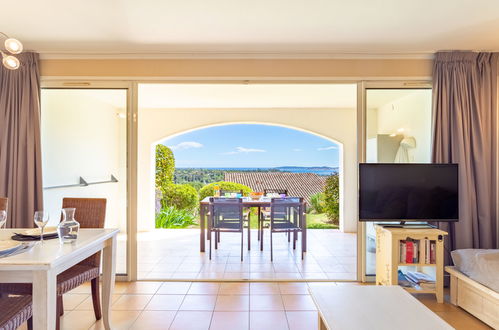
[{"x1": 224, "y1": 172, "x2": 326, "y2": 205}]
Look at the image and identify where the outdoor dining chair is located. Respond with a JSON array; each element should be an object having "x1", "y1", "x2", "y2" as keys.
[
  {"x1": 218, "y1": 189, "x2": 252, "y2": 250},
  {"x1": 269, "y1": 197, "x2": 305, "y2": 261},
  {"x1": 209, "y1": 197, "x2": 245, "y2": 261},
  {"x1": 260, "y1": 189, "x2": 289, "y2": 244},
  {"x1": 0, "y1": 198, "x2": 107, "y2": 330}
]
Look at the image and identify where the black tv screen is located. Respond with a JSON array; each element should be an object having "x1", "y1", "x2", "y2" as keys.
[{"x1": 359, "y1": 163, "x2": 459, "y2": 222}]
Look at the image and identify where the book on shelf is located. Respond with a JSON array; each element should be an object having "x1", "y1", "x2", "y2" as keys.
[
  {"x1": 399, "y1": 238, "x2": 436, "y2": 264},
  {"x1": 398, "y1": 270, "x2": 436, "y2": 290}
]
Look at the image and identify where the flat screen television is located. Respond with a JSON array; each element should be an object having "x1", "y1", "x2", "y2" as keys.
[{"x1": 359, "y1": 163, "x2": 459, "y2": 222}]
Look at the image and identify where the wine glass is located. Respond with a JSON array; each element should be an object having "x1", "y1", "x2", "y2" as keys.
[
  {"x1": 34, "y1": 211, "x2": 49, "y2": 242},
  {"x1": 0, "y1": 210, "x2": 6, "y2": 229}
]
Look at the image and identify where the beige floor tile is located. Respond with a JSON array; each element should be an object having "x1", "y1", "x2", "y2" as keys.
[
  {"x1": 88, "y1": 310, "x2": 141, "y2": 330},
  {"x1": 62, "y1": 294, "x2": 89, "y2": 311},
  {"x1": 250, "y1": 294, "x2": 284, "y2": 311},
  {"x1": 112, "y1": 294, "x2": 153, "y2": 311},
  {"x1": 74, "y1": 294, "x2": 121, "y2": 311},
  {"x1": 219, "y1": 282, "x2": 250, "y2": 295},
  {"x1": 68, "y1": 282, "x2": 91, "y2": 294},
  {"x1": 250, "y1": 283, "x2": 280, "y2": 295},
  {"x1": 60, "y1": 311, "x2": 98, "y2": 330},
  {"x1": 157, "y1": 282, "x2": 192, "y2": 294},
  {"x1": 215, "y1": 295, "x2": 250, "y2": 311},
  {"x1": 278, "y1": 283, "x2": 309, "y2": 294},
  {"x1": 180, "y1": 294, "x2": 217, "y2": 311},
  {"x1": 286, "y1": 311, "x2": 319, "y2": 330},
  {"x1": 281, "y1": 295, "x2": 317, "y2": 311},
  {"x1": 145, "y1": 294, "x2": 185, "y2": 310},
  {"x1": 188, "y1": 282, "x2": 221, "y2": 295},
  {"x1": 123, "y1": 281, "x2": 163, "y2": 294},
  {"x1": 170, "y1": 311, "x2": 213, "y2": 330},
  {"x1": 210, "y1": 311, "x2": 249, "y2": 330},
  {"x1": 113, "y1": 281, "x2": 132, "y2": 294},
  {"x1": 414, "y1": 293, "x2": 461, "y2": 312},
  {"x1": 129, "y1": 310, "x2": 177, "y2": 330},
  {"x1": 250, "y1": 311, "x2": 289, "y2": 330}
]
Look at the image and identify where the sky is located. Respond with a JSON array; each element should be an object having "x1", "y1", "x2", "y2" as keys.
[{"x1": 160, "y1": 124, "x2": 339, "y2": 168}]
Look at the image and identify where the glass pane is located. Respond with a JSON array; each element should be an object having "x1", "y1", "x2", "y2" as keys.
[
  {"x1": 41, "y1": 89, "x2": 128, "y2": 275},
  {"x1": 365, "y1": 88, "x2": 432, "y2": 276}
]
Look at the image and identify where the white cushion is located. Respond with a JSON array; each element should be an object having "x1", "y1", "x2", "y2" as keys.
[{"x1": 451, "y1": 249, "x2": 499, "y2": 292}]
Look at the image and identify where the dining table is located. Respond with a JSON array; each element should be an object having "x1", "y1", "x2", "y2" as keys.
[
  {"x1": 0, "y1": 228, "x2": 119, "y2": 330},
  {"x1": 199, "y1": 196, "x2": 307, "y2": 253}
]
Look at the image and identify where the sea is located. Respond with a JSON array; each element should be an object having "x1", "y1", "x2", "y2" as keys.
[{"x1": 190, "y1": 167, "x2": 339, "y2": 176}]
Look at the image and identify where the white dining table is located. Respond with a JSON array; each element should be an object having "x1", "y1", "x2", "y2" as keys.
[{"x1": 0, "y1": 228, "x2": 119, "y2": 330}]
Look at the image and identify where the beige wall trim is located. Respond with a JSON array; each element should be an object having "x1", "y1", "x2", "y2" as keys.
[{"x1": 40, "y1": 58, "x2": 432, "y2": 79}]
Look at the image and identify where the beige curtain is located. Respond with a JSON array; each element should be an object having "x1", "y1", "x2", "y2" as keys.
[
  {"x1": 432, "y1": 51, "x2": 498, "y2": 249},
  {"x1": 0, "y1": 52, "x2": 42, "y2": 228}
]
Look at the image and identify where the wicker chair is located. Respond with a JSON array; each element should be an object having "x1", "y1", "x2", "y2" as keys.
[
  {"x1": 0, "y1": 296, "x2": 33, "y2": 330},
  {"x1": 0, "y1": 197, "x2": 7, "y2": 211},
  {"x1": 0, "y1": 198, "x2": 107, "y2": 330}
]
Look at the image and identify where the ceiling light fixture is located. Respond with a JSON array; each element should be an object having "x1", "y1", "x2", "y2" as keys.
[{"x1": 0, "y1": 32, "x2": 23, "y2": 70}]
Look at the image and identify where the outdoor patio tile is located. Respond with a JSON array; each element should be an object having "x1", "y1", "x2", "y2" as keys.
[
  {"x1": 219, "y1": 282, "x2": 250, "y2": 295},
  {"x1": 249, "y1": 311, "x2": 289, "y2": 330},
  {"x1": 249, "y1": 272, "x2": 276, "y2": 280},
  {"x1": 320, "y1": 264, "x2": 347, "y2": 273},
  {"x1": 157, "y1": 282, "x2": 192, "y2": 294},
  {"x1": 225, "y1": 263, "x2": 251, "y2": 272},
  {"x1": 250, "y1": 294, "x2": 284, "y2": 311},
  {"x1": 210, "y1": 312, "x2": 249, "y2": 330},
  {"x1": 326, "y1": 272, "x2": 356, "y2": 280},
  {"x1": 176, "y1": 264, "x2": 205, "y2": 272},
  {"x1": 281, "y1": 295, "x2": 317, "y2": 311},
  {"x1": 130, "y1": 311, "x2": 177, "y2": 330},
  {"x1": 214, "y1": 295, "x2": 250, "y2": 311},
  {"x1": 171, "y1": 272, "x2": 200, "y2": 279},
  {"x1": 286, "y1": 311, "x2": 319, "y2": 330},
  {"x1": 179, "y1": 294, "x2": 217, "y2": 311},
  {"x1": 301, "y1": 272, "x2": 329, "y2": 280},
  {"x1": 197, "y1": 272, "x2": 226, "y2": 280},
  {"x1": 145, "y1": 294, "x2": 185, "y2": 310},
  {"x1": 143, "y1": 272, "x2": 174, "y2": 280},
  {"x1": 150, "y1": 263, "x2": 180, "y2": 272},
  {"x1": 274, "y1": 273, "x2": 303, "y2": 279},
  {"x1": 273, "y1": 263, "x2": 300, "y2": 273},
  {"x1": 188, "y1": 282, "x2": 221, "y2": 295},
  {"x1": 169, "y1": 311, "x2": 213, "y2": 330},
  {"x1": 223, "y1": 272, "x2": 250, "y2": 280}
]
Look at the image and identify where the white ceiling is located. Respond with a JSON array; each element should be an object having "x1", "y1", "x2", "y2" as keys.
[
  {"x1": 2, "y1": 0, "x2": 499, "y2": 56},
  {"x1": 138, "y1": 84, "x2": 357, "y2": 108}
]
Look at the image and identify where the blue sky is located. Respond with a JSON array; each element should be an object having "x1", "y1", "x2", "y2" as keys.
[{"x1": 160, "y1": 124, "x2": 339, "y2": 168}]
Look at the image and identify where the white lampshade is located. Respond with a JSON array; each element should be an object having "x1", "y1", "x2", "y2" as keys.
[
  {"x1": 2, "y1": 55, "x2": 20, "y2": 70},
  {"x1": 4, "y1": 38, "x2": 23, "y2": 54}
]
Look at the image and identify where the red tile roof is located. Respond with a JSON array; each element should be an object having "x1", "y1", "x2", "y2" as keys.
[{"x1": 224, "y1": 172, "x2": 326, "y2": 205}]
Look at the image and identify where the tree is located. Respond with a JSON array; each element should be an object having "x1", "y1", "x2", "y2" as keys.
[
  {"x1": 155, "y1": 144, "x2": 175, "y2": 190},
  {"x1": 324, "y1": 174, "x2": 340, "y2": 225},
  {"x1": 199, "y1": 181, "x2": 252, "y2": 200}
]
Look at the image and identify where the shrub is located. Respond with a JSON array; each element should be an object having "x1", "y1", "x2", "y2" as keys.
[
  {"x1": 155, "y1": 144, "x2": 175, "y2": 191},
  {"x1": 310, "y1": 192, "x2": 326, "y2": 213},
  {"x1": 161, "y1": 184, "x2": 199, "y2": 212},
  {"x1": 199, "y1": 181, "x2": 252, "y2": 200},
  {"x1": 155, "y1": 206, "x2": 197, "y2": 228},
  {"x1": 307, "y1": 223, "x2": 339, "y2": 229},
  {"x1": 324, "y1": 174, "x2": 340, "y2": 225}
]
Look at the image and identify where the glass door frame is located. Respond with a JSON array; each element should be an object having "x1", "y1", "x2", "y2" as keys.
[
  {"x1": 40, "y1": 80, "x2": 138, "y2": 281},
  {"x1": 357, "y1": 80, "x2": 432, "y2": 282}
]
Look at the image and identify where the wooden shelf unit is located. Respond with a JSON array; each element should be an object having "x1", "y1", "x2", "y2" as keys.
[{"x1": 375, "y1": 225, "x2": 448, "y2": 303}]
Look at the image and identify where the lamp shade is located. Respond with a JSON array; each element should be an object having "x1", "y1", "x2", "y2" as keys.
[
  {"x1": 2, "y1": 55, "x2": 20, "y2": 70},
  {"x1": 4, "y1": 38, "x2": 23, "y2": 54}
]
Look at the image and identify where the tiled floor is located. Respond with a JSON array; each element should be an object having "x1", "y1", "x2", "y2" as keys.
[
  {"x1": 19, "y1": 281, "x2": 491, "y2": 330},
  {"x1": 137, "y1": 229, "x2": 357, "y2": 281}
]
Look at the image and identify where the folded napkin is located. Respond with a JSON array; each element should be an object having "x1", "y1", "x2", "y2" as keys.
[
  {"x1": 0, "y1": 242, "x2": 36, "y2": 258},
  {"x1": 11, "y1": 232, "x2": 59, "y2": 241}
]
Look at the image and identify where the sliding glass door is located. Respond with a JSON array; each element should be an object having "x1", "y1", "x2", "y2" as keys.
[
  {"x1": 40, "y1": 88, "x2": 129, "y2": 275},
  {"x1": 363, "y1": 86, "x2": 432, "y2": 277}
]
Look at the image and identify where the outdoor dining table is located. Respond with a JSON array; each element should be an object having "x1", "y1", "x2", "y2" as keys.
[
  {"x1": 0, "y1": 228, "x2": 118, "y2": 330},
  {"x1": 199, "y1": 196, "x2": 307, "y2": 253}
]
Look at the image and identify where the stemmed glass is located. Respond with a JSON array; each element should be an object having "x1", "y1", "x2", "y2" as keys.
[
  {"x1": 34, "y1": 211, "x2": 49, "y2": 242},
  {"x1": 0, "y1": 210, "x2": 6, "y2": 229}
]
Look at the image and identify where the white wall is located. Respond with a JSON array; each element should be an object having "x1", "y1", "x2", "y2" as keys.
[
  {"x1": 41, "y1": 90, "x2": 127, "y2": 231},
  {"x1": 375, "y1": 90, "x2": 432, "y2": 163},
  {"x1": 138, "y1": 108, "x2": 358, "y2": 233}
]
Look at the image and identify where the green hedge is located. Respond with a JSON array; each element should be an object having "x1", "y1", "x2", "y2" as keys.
[
  {"x1": 199, "y1": 181, "x2": 252, "y2": 200},
  {"x1": 155, "y1": 144, "x2": 175, "y2": 190},
  {"x1": 161, "y1": 184, "x2": 198, "y2": 212},
  {"x1": 324, "y1": 174, "x2": 340, "y2": 225}
]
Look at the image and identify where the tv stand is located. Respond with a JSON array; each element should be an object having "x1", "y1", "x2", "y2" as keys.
[{"x1": 382, "y1": 222, "x2": 436, "y2": 229}]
